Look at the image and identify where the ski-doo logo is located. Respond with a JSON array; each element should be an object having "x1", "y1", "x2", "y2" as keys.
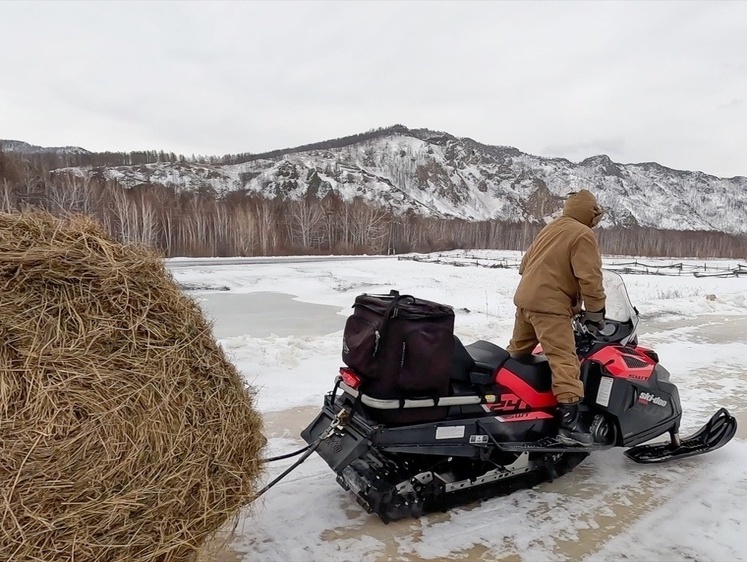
[{"x1": 638, "y1": 391, "x2": 668, "y2": 408}]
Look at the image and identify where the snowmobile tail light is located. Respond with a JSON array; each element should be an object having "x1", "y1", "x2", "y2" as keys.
[{"x1": 340, "y1": 367, "x2": 362, "y2": 389}]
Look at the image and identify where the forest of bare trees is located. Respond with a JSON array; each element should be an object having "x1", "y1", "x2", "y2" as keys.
[{"x1": 0, "y1": 147, "x2": 745, "y2": 259}]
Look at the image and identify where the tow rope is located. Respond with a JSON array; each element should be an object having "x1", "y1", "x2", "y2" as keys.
[{"x1": 253, "y1": 408, "x2": 350, "y2": 500}]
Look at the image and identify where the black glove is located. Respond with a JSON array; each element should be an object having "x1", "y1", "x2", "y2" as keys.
[{"x1": 581, "y1": 309, "x2": 605, "y2": 331}]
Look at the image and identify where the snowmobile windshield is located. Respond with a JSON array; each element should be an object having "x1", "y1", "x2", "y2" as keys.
[
  {"x1": 602, "y1": 269, "x2": 638, "y2": 324},
  {"x1": 587, "y1": 270, "x2": 639, "y2": 345}
]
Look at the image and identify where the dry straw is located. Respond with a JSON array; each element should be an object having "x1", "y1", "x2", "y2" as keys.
[{"x1": 0, "y1": 211, "x2": 265, "y2": 561}]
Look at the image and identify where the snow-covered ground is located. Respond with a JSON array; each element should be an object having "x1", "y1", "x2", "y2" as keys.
[{"x1": 170, "y1": 251, "x2": 747, "y2": 562}]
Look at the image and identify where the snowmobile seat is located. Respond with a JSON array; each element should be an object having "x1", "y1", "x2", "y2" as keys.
[
  {"x1": 504, "y1": 355, "x2": 553, "y2": 393},
  {"x1": 449, "y1": 336, "x2": 476, "y2": 382},
  {"x1": 464, "y1": 340, "x2": 510, "y2": 385}
]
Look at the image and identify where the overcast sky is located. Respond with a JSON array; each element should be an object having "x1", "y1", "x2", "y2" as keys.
[{"x1": 1, "y1": 1, "x2": 746, "y2": 177}]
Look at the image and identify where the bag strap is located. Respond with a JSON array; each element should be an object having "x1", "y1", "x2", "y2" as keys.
[
  {"x1": 374, "y1": 289, "x2": 411, "y2": 356},
  {"x1": 381, "y1": 289, "x2": 402, "y2": 318}
]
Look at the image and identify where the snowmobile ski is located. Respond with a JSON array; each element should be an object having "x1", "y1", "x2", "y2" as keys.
[{"x1": 624, "y1": 408, "x2": 737, "y2": 464}]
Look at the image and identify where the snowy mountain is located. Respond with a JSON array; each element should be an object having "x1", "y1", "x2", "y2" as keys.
[
  {"x1": 0, "y1": 139, "x2": 90, "y2": 156},
  {"x1": 6, "y1": 126, "x2": 747, "y2": 235}
]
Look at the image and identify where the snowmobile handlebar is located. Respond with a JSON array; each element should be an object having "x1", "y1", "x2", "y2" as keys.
[
  {"x1": 573, "y1": 313, "x2": 639, "y2": 352},
  {"x1": 573, "y1": 315, "x2": 620, "y2": 342}
]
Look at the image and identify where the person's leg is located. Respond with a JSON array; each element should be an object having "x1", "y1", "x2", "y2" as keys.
[
  {"x1": 527, "y1": 311, "x2": 592, "y2": 446},
  {"x1": 526, "y1": 311, "x2": 582, "y2": 402},
  {"x1": 506, "y1": 308, "x2": 539, "y2": 357}
]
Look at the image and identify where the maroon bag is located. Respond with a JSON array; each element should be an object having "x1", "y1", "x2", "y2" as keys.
[{"x1": 341, "y1": 290, "x2": 455, "y2": 402}]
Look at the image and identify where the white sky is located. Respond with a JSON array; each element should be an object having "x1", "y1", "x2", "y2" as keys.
[
  {"x1": 168, "y1": 252, "x2": 747, "y2": 561},
  {"x1": 2, "y1": 1, "x2": 746, "y2": 177}
]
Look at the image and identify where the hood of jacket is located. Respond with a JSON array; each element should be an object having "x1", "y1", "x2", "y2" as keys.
[{"x1": 562, "y1": 189, "x2": 604, "y2": 227}]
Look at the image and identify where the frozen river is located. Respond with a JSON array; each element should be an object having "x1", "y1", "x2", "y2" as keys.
[
  {"x1": 174, "y1": 254, "x2": 747, "y2": 562},
  {"x1": 194, "y1": 291, "x2": 345, "y2": 339}
]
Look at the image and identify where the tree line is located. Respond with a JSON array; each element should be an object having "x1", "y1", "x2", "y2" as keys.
[{"x1": 0, "y1": 149, "x2": 744, "y2": 259}]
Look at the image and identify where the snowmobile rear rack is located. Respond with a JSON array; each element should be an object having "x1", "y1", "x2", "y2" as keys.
[
  {"x1": 338, "y1": 380, "x2": 482, "y2": 409},
  {"x1": 624, "y1": 408, "x2": 737, "y2": 464}
]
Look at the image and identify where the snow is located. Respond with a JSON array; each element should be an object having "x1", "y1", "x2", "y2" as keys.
[{"x1": 168, "y1": 251, "x2": 747, "y2": 561}]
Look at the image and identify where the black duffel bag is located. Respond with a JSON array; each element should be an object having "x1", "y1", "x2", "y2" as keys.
[{"x1": 341, "y1": 289, "x2": 455, "y2": 401}]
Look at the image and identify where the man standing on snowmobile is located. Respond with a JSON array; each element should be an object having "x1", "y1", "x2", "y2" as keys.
[{"x1": 507, "y1": 189, "x2": 606, "y2": 446}]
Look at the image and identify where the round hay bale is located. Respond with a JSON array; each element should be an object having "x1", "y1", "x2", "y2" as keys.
[{"x1": 0, "y1": 211, "x2": 265, "y2": 561}]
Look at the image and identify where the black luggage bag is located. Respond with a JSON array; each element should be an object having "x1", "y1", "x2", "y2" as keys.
[{"x1": 341, "y1": 290, "x2": 455, "y2": 422}]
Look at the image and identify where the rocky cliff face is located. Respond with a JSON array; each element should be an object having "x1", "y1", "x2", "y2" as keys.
[{"x1": 7, "y1": 126, "x2": 747, "y2": 235}]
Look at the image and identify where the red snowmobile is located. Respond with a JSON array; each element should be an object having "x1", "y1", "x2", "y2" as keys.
[{"x1": 301, "y1": 271, "x2": 736, "y2": 522}]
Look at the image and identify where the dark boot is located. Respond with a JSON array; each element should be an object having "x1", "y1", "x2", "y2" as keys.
[{"x1": 557, "y1": 402, "x2": 594, "y2": 446}]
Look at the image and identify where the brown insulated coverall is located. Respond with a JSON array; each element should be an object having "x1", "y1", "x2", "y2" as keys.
[{"x1": 507, "y1": 189, "x2": 606, "y2": 403}]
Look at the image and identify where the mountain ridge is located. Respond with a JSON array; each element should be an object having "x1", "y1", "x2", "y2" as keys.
[
  {"x1": 3, "y1": 126, "x2": 746, "y2": 235},
  {"x1": 0, "y1": 139, "x2": 91, "y2": 156}
]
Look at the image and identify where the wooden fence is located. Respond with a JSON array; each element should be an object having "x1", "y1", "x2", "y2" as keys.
[{"x1": 400, "y1": 254, "x2": 747, "y2": 278}]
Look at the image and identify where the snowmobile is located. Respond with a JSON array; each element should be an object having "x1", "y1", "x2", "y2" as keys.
[{"x1": 301, "y1": 270, "x2": 737, "y2": 523}]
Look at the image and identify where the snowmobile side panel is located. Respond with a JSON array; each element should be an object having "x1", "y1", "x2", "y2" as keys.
[
  {"x1": 372, "y1": 414, "x2": 558, "y2": 458},
  {"x1": 496, "y1": 436, "x2": 614, "y2": 454},
  {"x1": 582, "y1": 361, "x2": 682, "y2": 447},
  {"x1": 588, "y1": 344, "x2": 656, "y2": 380},
  {"x1": 495, "y1": 367, "x2": 557, "y2": 408}
]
